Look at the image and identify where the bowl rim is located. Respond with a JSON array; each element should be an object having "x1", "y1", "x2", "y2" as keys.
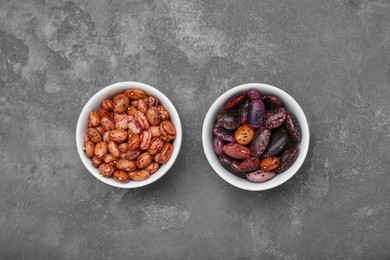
[
  {"x1": 202, "y1": 83, "x2": 310, "y2": 191},
  {"x1": 76, "y1": 81, "x2": 183, "y2": 188}
]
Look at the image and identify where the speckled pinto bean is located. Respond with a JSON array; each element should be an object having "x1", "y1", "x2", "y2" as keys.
[
  {"x1": 131, "y1": 170, "x2": 150, "y2": 181},
  {"x1": 84, "y1": 88, "x2": 176, "y2": 182},
  {"x1": 107, "y1": 141, "x2": 120, "y2": 158},
  {"x1": 127, "y1": 134, "x2": 140, "y2": 151},
  {"x1": 83, "y1": 141, "x2": 95, "y2": 158},
  {"x1": 113, "y1": 171, "x2": 130, "y2": 183},
  {"x1": 124, "y1": 89, "x2": 145, "y2": 100},
  {"x1": 148, "y1": 138, "x2": 164, "y2": 155},
  {"x1": 157, "y1": 105, "x2": 170, "y2": 121},
  {"x1": 145, "y1": 162, "x2": 159, "y2": 174},
  {"x1": 113, "y1": 94, "x2": 130, "y2": 113},
  {"x1": 146, "y1": 108, "x2": 162, "y2": 126},
  {"x1": 136, "y1": 152, "x2": 153, "y2": 169},
  {"x1": 116, "y1": 159, "x2": 136, "y2": 172},
  {"x1": 159, "y1": 143, "x2": 173, "y2": 164},
  {"x1": 89, "y1": 111, "x2": 100, "y2": 127},
  {"x1": 109, "y1": 129, "x2": 128, "y2": 143},
  {"x1": 98, "y1": 163, "x2": 115, "y2": 177},
  {"x1": 87, "y1": 128, "x2": 102, "y2": 143},
  {"x1": 223, "y1": 143, "x2": 250, "y2": 160}
]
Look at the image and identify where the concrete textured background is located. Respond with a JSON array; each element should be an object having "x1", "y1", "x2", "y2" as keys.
[{"x1": 1, "y1": 0, "x2": 390, "y2": 259}]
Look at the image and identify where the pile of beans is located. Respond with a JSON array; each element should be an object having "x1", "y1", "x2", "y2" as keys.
[
  {"x1": 212, "y1": 89, "x2": 301, "y2": 183},
  {"x1": 83, "y1": 89, "x2": 176, "y2": 183}
]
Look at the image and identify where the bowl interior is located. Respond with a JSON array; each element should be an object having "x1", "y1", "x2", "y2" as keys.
[
  {"x1": 76, "y1": 82, "x2": 182, "y2": 188},
  {"x1": 202, "y1": 83, "x2": 310, "y2": 191}
]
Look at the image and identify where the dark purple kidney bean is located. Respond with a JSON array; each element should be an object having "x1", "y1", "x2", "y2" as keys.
[
  {"x1": 223, "y1": 143, "x2": 251, "y2": 160},
  {"x1": 213, "y1": 137, "x2": 224, "y2": 155},
  {"x1": 264, "y1": 107, "x2": 287, "y2": 129},
  {"x1": 249, "y1": 127, "x2": 271, "y2": 157},
  {"x1": 246, "y1": 170, "x2": 276, "y2": 182},
  {"x1": 217, "y1": 109, "x2": 240, "y2": 131},
  {"x1": 247, "y1": 99, "x2": 265, "y2": 128},
  {"x1": 247, "y1": 89, "x2": 262, "y2": 100},
  {"x1": 263, "y1": 127, "x2": 288, "y2": 157},
  {"x1": 284, "y1": 112, "x2": 301, "y2": 143},
  {"x1": 238, "y1": 157, "x2": 260, "y2": 172},
  {"x1": 225, "y1": 92, "x2": 247, "y2": 110},
  {"x1": 218, "y1": 155, "x2": 246, "y2": 178},
  {"x1": 213, "y1": 127, "x2": 235, "y2": 143},
  {"x1": 263, "y1": 95, "x2": 282, "y2": 108},
  {"x1": 276, "y1": 146, "x2": 299, "y2": 173},
  {"x1": 238, "y1": 99, "x2": 249, "y2": 124}
]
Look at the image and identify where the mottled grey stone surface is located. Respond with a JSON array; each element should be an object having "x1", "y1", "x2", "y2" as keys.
[{"x1": 1, "y1": 0, "x2": 390, "y2": 259}]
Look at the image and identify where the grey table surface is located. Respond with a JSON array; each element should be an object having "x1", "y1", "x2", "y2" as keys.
[{"x1": 1, "y1": 0, "x2": 390, "y2": 259}]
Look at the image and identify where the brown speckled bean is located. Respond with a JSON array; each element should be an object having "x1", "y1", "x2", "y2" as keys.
[
  {"x1": 113, "y1": 171, "x2": 130, "y2": 183},
  {"x1": 127, "y1": 134, "x2": 140, "y2": 151},
  {"x1": 159, "y1": 143, "x2": 173, "y2": 164},
  {"x1": 124, "y1": 89, "x2": 145, "y2": 100},
  {"x1": 160, "y1": 120, "x2": 176, "y2": 137},
  {"x1": 89, "y1": 111, "x2": 100, "y2": 127},
  {"x1": 157, "y1": 105, "x2": 170, "y2": 120},
  {"x1": 109, "y1": 129, "x2": 128, "y2": 143},
  {"x1": 131, "y1": 170, "x2": 150, "y2": 181},
  {"x1": 149, "y1": 126, "x2": 161, "y2": 137},
  {"x1": 84, "y1": 141, "x2": 95, "y2": 158},
  {"x1": 95, "y1": 142, "x2": 108, "y2": 159},
  {"x1": 102, "y1": 100, "x2": 114, "y2": 111},
  {"x1": 87, "y1": 128, "x2": 102, "y2": 143},
  {"x1": 146, "y1": 108, "x2": 162, "y2": 126},
  {"x1": 140, "y1": 130, "x2": 152, "y2": 150},
  {"x1": 148, "y1": 138, "x2": 164, "y2": 155},
  {"x1": 136, "y1": 152, "x2": 153, "y2": 169},
  {"x1": 116, "y1": 159, "x2": 136, "y2": 171},
  {"x1": 114, "y1": 94, "x2": 130, "y2": 113},
  {"x1": 98, "y1": 163, "x2": 115, "y2": 177},
  {"x1": 135, "y1": 111, "x2": 149, "y2": 129},
  {"x1": 100, "y1": 116, "x2": 115, "y2": 131},
  {"x1": 145, "y1": 162, "x2": 159, "y2": 174},
  {"x1": 107, "y1": 141, "x2": 120, "y2": 158},
  {"x1": 136, "y1": 99, "x2": 148, "y2": 113}
]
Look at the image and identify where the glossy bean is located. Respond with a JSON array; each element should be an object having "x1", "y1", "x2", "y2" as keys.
[
  {"x1": 263, "y1": 95, "x2": 282, "y2": 108},
  {"x1": 263, "y1": 128, "x2": 288, "y2": 157},
  {"x1": 124, "y1": 89, "x2": 145, "y2": 100},
  {"x1": 237, "y1": 157, "x2": 260, "y2": 172},
  {"x1": 148, "y1": 96, "x2": 158, "y2": 107},
  {"x1": 126, "y1": 106, "x2": 138, "y2": 116},
  {"x1": 159, "y1": 143, "x2": 173, "y2": 164},
  {"x1": 213, "y1": 137, "x2": 224, "y2": 155},
  {"x1": 264, "y1": 107, "x2": 287, "y2": 129},
  {"x1": 109, "y1": 129, "x2": 128, "y2": 143},
  {"x1": 225, "y1": 92, "x2": 247, "y2": 110},
  {"x1": 87, "y1": 128, "x2": 102, "y2": 143},
  {"x1": 136, "y1": 99, "x2": 148, "y2": 113},
  {"x1": 83, "y1": 141, "x2": 95, "y2": 158},
  {"x1": 91, "y1": 156, "x2": 103, "y2": 167},
  {"x1": 260, "y1": 157, "x2": 280, "y2": 171},
  {"x1": 223, "y1": 143, "x2": 250, "y2": 160},
  {"x1": 98, "y1": 108, "x2": 110, "y2": 118},
  {"x1": 102, "y1": 131, "x2": 110, "y2": 143},
  {"x1": 148, "y1": 138, "x2": 164, "y2": 155},
  {"x1": 146, "y1": 107, "x2": 162, "y2": 126},
  {"x1": 89, "y1": 111, "x2": 100, "y2": 127},
  {"x1": 139, "y1": 130, "x2": 152, "y2": 150},
  {"x1": 94, "y1": 141, "x2": 108, "y2": 159},
  {"x1": 284, "y1": 112, "x2": 301, "y2": 144},
  {"x1": 160, "y1": 120, "x2": 176, "y2": 137},
  {"x1": 100, "y1": 116, "x2": 115, "y2": 131},
  {"x1": 234, "y1": 124, "x2": 254, "y2": 145},
  {"x1": 247, "y1": 89, "x2": 262, "y2": 100},
  {"x1": 132, "y1": 170, "x2": 150, "y2": 181},
  {"x1": 212, "y1": 127, "x2": 235, "y2": 143},
  {"x1": 145, "y1": 162, "x2": 159, "y2": 174},
  {"x1": 113, "y1": 94, "x2": 130, "y2": 113},
  {"x1": 217, "y1": 109, "x2": 240, "y2": 131},
  {"x1": 136, "y1": 152, "x2": 153, "y2": 169},
  {"x1": 276, "y1": 146, "x2": 299, "y2": 173},
  {"x1": 157, "y1": 105, "x2": 170, "y2": 120},
  {"x1": 102, "y1": 100, "x2": 114, "y2": 111},
  {"x1": 135, "y1": 111, "x2": 149, "y2": 129},
  {"x1": 118, "y1": 143, "x2": 128, "y2": 153},
  {"x1": 103, "y1": 153, "x2": 117, "y2": 164},
  {"x1": 246, "y1": 170, "x2": 275, "y2": 182},
  {"x1": 249, "y1": 127, "x2": 271, "y2": 157},
  {"x1": 108, "y1": 141, "x2": 120, "y2": 158},
  {"x1": 218, "y1": 154, "x2": 246, "y2": 178},
  {"x1": 95, "y1": 126, "x2": 105, "y2": 136},
  {"x1": 123, "y1": 149, "x2": 141, "y2": 160},
  {"x1": 113, "y1": 171, "x2": 130, "y2": 183},
  {"x1": 128, "y1": 119, "x2": 143, "y2": 135},
  {"x1": 149, "y1": 126, "x2": 162, "y2": 137},
  {"x1": 247, "y1": 99, "x2": 265, "y2": 128},
  {"x1": 116, "y1": 159, "x2": 136, "y2": 171},
  {"x1": 127, "y1": 134, "x2": 140, "y2": 151},
  {"x1": 98, "y1": 163, "x2": 115, "y2": 177}
]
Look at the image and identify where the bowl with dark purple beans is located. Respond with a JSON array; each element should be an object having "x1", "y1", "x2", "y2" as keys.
[{"x1": 202, "y1": 83, "x2": 309, "y2": 191}]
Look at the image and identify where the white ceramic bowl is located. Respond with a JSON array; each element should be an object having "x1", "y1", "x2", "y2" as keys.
[
  {"x1": 76, "y1": 81, "x2": 182, "y2": 188},
  {"x1": 202, "y1": 83, "x2": 310, "y2": 191}
]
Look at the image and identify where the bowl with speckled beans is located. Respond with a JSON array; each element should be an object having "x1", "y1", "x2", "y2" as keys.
[
  {"x1": 202, "y1": 83, "x2": 310, "y2": 191},
  {"x1": 76, "y1": 81, "x2": 183, "y2": 188}
]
